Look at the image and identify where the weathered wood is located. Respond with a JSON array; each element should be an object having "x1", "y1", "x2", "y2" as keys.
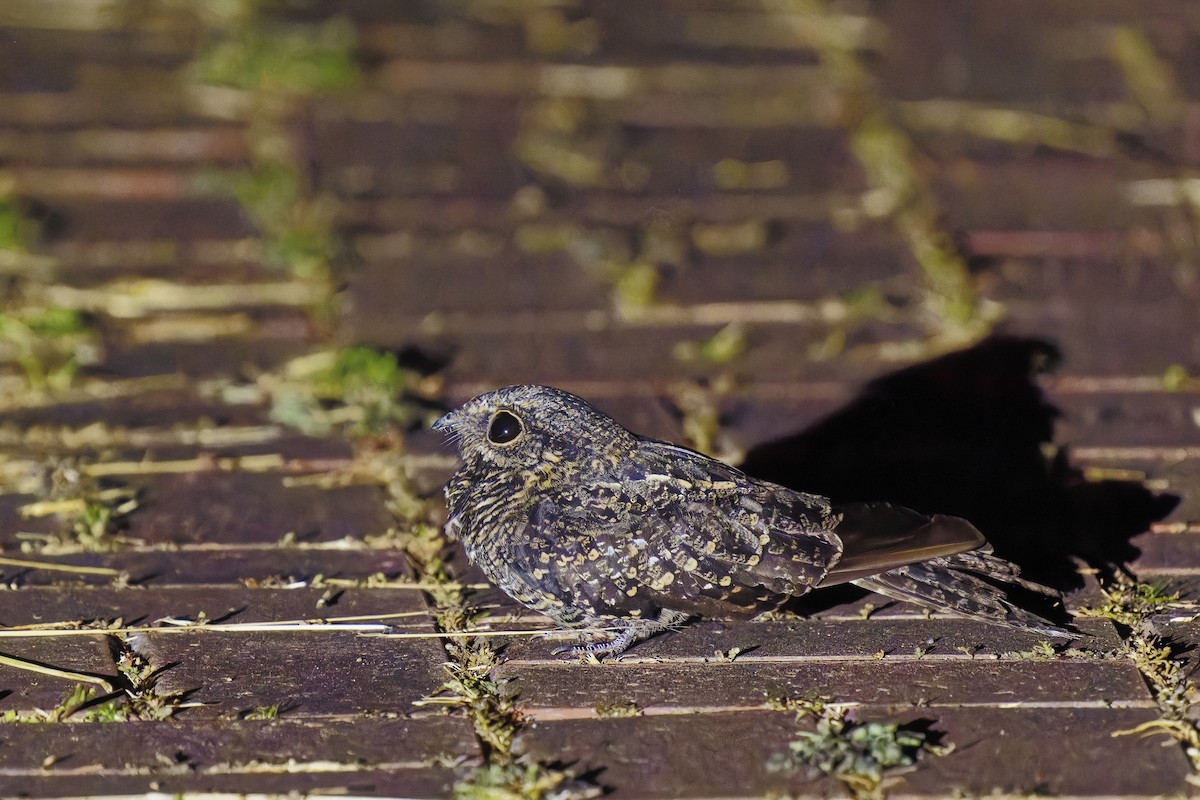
[
  {"x1": 120, "y1": 472, "x2": 393, "y2": 546},
  {"x1": 143, "y1": 630, "x2": 451, "y2": 717},
  {"x1": 0, "y1": 767, "x2": 464, "y2": 798},
  {"x1": 496, "y1": 658, "x2": 1153, "y2": 715},
  {"x1": 499, "y1": 616, "x2": 1122, "y2": 665},
  {"x1": 0, "y1": 585, "x2": 432, "y2": 627},
  {"x1": 0, "y1": 717, "x2": 478, "y2": 788},
  {"x1": 0, "y1": 636, "x2": 125, "y2": 712},
  {"x1": 2, "y1": 549, "x2": 417, "y2": 587},
  {"x1": 515, "y1": 707, "x2": 1191, "y2": 797}
]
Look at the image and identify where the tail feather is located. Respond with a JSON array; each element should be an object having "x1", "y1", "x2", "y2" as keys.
[
  {"x1": 943, "y1": 549, "x2": 1060, "y2": 596},
  {"x1": 824, "y1": 502, "x2": 986, "y2": 585},
  {"x1": 851, "y1": 551, "x2": 1074, "y2": 639}
]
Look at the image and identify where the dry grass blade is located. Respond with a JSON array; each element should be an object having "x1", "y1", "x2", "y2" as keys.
[
  {"x1": 0, "y1": 556, "x2": 120, "y2": 576},
  {"x1": 367, "y1": 626, "x2": 605, "y2": 640},
  {"x1": 0, "y1": 610, "x2": 455, "y2": 640},
  {"x1": 372, "y1": 624, "x2": 633, "y2": 649},
  {"x1": 318, "y1": 578, "x2": 492, "y2": 590},
  {"x1": 0, "y1": 652, "x2": 115, "y2": 692},
  {"x1": 83, "y1": 453, "x2": 285, "y2": 477}
]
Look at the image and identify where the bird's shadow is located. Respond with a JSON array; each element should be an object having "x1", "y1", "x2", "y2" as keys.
[{"x1": 739, "y1": 336, "x2": 1179, "y2": 592}]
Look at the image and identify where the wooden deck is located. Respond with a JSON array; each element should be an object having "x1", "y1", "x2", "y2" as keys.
[{"x1": 1, "y1": 1, "x2": 1199, "y2": 796}]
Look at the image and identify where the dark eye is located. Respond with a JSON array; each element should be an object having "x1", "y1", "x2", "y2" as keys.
[{"x1": 487, "y1": 410, "x2": 523, "y2": 444}]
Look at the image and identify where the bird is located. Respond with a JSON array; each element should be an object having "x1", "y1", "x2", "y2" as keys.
[{"x1": 433, "y1": 384, "x2": 1071, "y2": 657}]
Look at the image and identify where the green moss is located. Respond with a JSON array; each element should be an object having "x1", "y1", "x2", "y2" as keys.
[
  {"x1": 1, "y1": 638, "x2": 183, "y2": 723},
  {"x1": 1, "y1": 684, "x2": 101, "y2": 724},
  {"x1": 778, "y1": 716, "x2": 925, "y2": 781},
  {"x1": 769, "y1": 696, "x2": 944, "y2": 799},
  {"x1": 1078, "y1": 575, "x2": 1179, "y2": 628},
  {"x1": 663, "y1": 375, "x2": 741, "y2": 461},
  {"x1": 193, "y1": 13, "x2": 357, "y2": 95},
  {"x1": 454, "y1": 760, "x2": 601, "y2": 800},
  {"x1": 1162, "y1": 364, "x2": 1192, "y2": 392},
  {"x1": 1109, "y1": 26, "x2": 1182, "y2": 124},
  {"x1": 18, "y1": 461, "x2": 139, "y2": 554},
  {"x1": 22, "y1": 307, "x2": 87, "y2": 338},
  {"x1": 197, "y1": 164, "x2": 338, "y2": 279},
  {"x1": 0, "y1": 194, "x2": 35, "y2": 252},
  {"x1": 316, "y1": 346, "x2": 407, "y2": 396},
  {"x1": 266, "y1": 346, "x2": 439, "y2": 436},
  {"x1": 1080, "y1": 573, "x2": 1200, "y2": 776},
  {"x1": 0, "y1": 306, "x2": 98, "y2": 393},
  {"x1": 228, "y1": 162, "x2": 302, "y2": 217},
  {"x1": 610, "y1": 262, "x2": 660, "y2": 310},
  {"x1": 54, "y1": 684, "x2": 100, "y2": 722},
  {"x1": 189, "y1": 3, "x2": 357, "y2": 283},
  {"x1": 72, "y1": 501, "x2": 122, "y2": 552},
  {"x1": 71, "y1": 491, "x2": 139, "y2": 553},
  {"x1": 594, "y1": 699, "x2": 642, "y2": 717},
  {"x1": 802, "y1": 0, "x2": 983, "y2": 336},
  {"x1": 673, "y1": 324, "x2": 747, "y2": 368},
  {"x1": 242, "y1": 705, "x2": 280, "y2": 720}
]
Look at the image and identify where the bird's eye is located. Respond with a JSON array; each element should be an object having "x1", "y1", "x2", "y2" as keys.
[{"x1": 487, "y1": 410, "x2": 523, "y2": 444}]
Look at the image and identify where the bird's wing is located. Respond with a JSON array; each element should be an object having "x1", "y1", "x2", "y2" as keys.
[
  {"x1": 528, "y1": 439, "x2": 846, "y2": 619},
  {"x1": 819, "y1": 501, "x2": 986, "y2": 585}
]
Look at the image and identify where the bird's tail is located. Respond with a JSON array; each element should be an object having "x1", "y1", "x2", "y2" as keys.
[{"x1": 851, "y1": 549, "x2": 1074, "y2": 639}]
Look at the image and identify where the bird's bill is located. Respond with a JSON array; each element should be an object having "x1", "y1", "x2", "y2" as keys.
[{"x1": 431, "y1": 410, "x2": 459, "y2": 432}]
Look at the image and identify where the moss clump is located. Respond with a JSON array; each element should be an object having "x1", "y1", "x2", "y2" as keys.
[
  {"x1": 453, "y1": 759, "x2": 602, "y2": 800},
  {"x1": 0, "y1": 307, "x2": 98, "y2": 393},
  {"x1": 266, "y1": 347, "x2": 441, "y2": 437},
  {"x1": 769, "y1": 697, "x2": 944, "y2": 799},
  {"x1": 192, "y1": 11, "x2": 357, "y2": 95},
  {"x1": 1078, "y1": 574, "x2": 1179, "y2": 628},
  {"x1": 1, "y1": 636, "x2": 184, "y2": 723}
]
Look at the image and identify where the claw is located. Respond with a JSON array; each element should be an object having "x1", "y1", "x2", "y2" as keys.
[{"x1": 552, "y1": 627, "x2": 637, "y2": 659}]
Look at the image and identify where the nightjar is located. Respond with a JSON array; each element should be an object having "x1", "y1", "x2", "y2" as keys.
[{"x1": 434, "y1": 384, "x2": 1070, "y2": 657}]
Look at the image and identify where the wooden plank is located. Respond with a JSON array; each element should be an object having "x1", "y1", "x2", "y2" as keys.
[
  {"x1": 0, "y1": 717, "x2": 478, "y2": 787},
  {"x1": 515, "y1": 707, "x2": 1191, "y2": 798},
  {"x1": 1, "y1": 548, "x2": 417, "y2": 587},
  {"x1": 0, "y1": 636, "x2": 123, "y2": 712},
  {"x1": 143, "y1": 630, "x2": 451, "y2": 717},
  {"x1": 119, "y1": 472, "x2": 394, "y2": 546},
  {"x1": 498, "y1": 617, "x2": 1120, "y2": 666},
  {"x1": 0, "y1": 388, "x2": 273, "y2": 430},
  {"x1": 0, "y1": 768, "x2": 462, "y2": 798},
  {"x1": 496, "y1": 658, "x2": 1153, "y2": 715},
  {"x1": 0, "y1": 585, "x2": 432, "y2": 627}
]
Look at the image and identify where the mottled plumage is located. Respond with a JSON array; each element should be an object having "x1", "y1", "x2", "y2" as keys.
[{"x1": 434, "y1": 384, "x2": 1070, "y2": 656}]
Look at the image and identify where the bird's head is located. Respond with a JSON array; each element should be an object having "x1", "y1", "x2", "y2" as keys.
[{"x1": 433, "y1": 384, "x2": 635, "y2": 472}]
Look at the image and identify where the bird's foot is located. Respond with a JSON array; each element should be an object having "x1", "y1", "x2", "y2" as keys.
[
  {"x1": 552, "y1": 626, "x2": 638, "y2": 659},
  {"x1": 550, "y1": 611, "x2": 693, "y2": 660}
]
